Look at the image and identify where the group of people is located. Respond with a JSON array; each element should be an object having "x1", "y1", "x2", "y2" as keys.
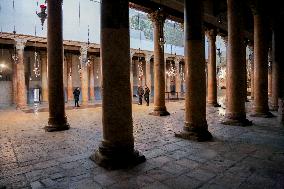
[
  {"x1": 73, "y1": 85, "x2": 151, "y2": 108},
  {"x1": 137, "y1": 85, "x2": 150, "y2": 106}
]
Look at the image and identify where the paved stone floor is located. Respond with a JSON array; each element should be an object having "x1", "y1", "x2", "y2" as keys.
[{"x1": 0, "y1": 99, "x2": 284, "y2": 189}]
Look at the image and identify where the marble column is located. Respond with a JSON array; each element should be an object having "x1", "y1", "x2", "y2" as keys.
[
  {"x1": 89, "y1": 57, "x2": 95, "y2": 101},
  {"x1": 252, "y1": 7, "x2": 273, "y2": 117},
  {"x1": 90, "y1": 0, "x2": 145, "y2": 169},
  {"x1": 41, "y1": 51, "x2": 48, "y2": 102},
  {"x1": 207, "y1": 29, "x2": 220, "y2": 107},
  {"x1": 222, "y1": 0, "x2": 251, "y2": 125},
  {"x1": 66, "y1": 53, "x2": 73, "y2": 102},
  {"x1": 14, "y1": 39, "x2": 27, "y2": 109},
  {"x1": 80, "y1": 44, "x2": 89, "y2": 105},
  {"x1": 271, "y1": 31, "x2": 279, "y2": 111},
  {"x1": 149, "y1": 9, "x2": 169, "y2": 116},
  {"x1": 175, "y1": 59, "x2": 181, "y2": 95},
  {"x1": 145, "y1": 54, "x2": 152, "y2": 91},
  {"x1": 12, "y1": 56, "x2": 17, "y2": 105},
  {"x1": 94, "y1": 56, "x2": 102, "y2": 100},
  {"x1": 268, "y1": 48, "x2": 272, "y2": 97},
  {"x1": 248, "y1": 45, "x2": 254, "y2": 100},
  {"x1": 175, "y1": 0, "x2": 212, "y2": 141},
  {"x1": 44, "y1": 0, "x2": 69, "y2": 132}
]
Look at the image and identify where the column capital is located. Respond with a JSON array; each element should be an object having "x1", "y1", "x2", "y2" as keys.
[
  {"x1": 80, "y1": 43, "x2": 89, "y2": 56},
  {"x1": 14, "y1": 38, "x2": 27, "y2": 50},
  {"x1": 148, "y1": 9, "x2": 167, "y2": 25},
  {"x1": 145, "y1": 53, "x2": 153, "y2": 63},
  {"x1": 205, "y1": 29, "x2": 217, "y2": 41}
]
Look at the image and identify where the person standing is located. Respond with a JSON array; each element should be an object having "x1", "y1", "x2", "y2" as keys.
[
  {"x1": 144, "y1": 85, "x2": 150, "y2": 106},
  {"x1": 137, "y1": 85, "x2": 144, "y2": 105},
  {"x1": 73, "y1": 87, "x2": 80, "y2": 107}
]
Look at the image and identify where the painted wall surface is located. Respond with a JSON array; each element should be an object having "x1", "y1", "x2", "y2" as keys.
[{"x1": 0, "y1": 81, "x2": 12, "y2": 106}]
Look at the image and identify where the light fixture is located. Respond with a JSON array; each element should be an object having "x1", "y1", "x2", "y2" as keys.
[{"x1": 36, "y1": 1, "x2": 47, "y2": 30}]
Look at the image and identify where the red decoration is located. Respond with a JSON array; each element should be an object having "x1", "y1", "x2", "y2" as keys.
[{"x1": 40, "y1": 4, "x2": 46, "y2": 9}]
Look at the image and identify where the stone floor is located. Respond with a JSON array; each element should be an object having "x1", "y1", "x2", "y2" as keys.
[{"x1": 0, "y1": 99, "x2": 284, "y2": 189}]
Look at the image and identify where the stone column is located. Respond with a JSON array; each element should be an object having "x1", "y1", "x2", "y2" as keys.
[
  {"x1": 252, "y1": 7, "x2": 272, "y2": 117},
  {"x1": 268, "y1": 48, "x2": 272, "y2": 97},
  {"x1": 63, "y1": 54, "x2": 68, "y2": 102},
  {"x1": 222, "y1": 0, "x2": 251, "y2": 125},
  {"x1": 90, "y1": 0, "x2": 145, "y2": 169},
  {"x1": 94, "y1": 56, "x2": 102, "y2": 100},
  {"x1": 175, "y1": 58, "x2": 181, "y2": 95},
  {"x1": 41, "y1": 51, "x2": 48, "y2": 102},
  {"x1": 175, "y1": 0, "x2": 212, "y2": 141},
  {"x1": 80, "y1": 44, "x2": 89, "y2": 105},
  {"x1": 145, "y1": 54, "x2": 152, "y2": 91},
  {"x1": 89, "y1": 57, "x2": 95, "y2": 101},
  {"x1": 149, "y1": 9, "x2": 169, "y2": 116},
  {"x1": 66, "y1": 53, "x2": 73, "y2": 102},
  {"x1": 14, "y1": 39, "x2": 27, "y2": 109},
  {"x1": 248, "y1": 45, "x2": 254, "y2": 100},
  {"x1": 44, "y1": 0, "x2": 69, "y2": 132},
  {"x1": 12, "y1": 55, "x2": 17, "y2": 105},
  {"x1": 207, "y1": 29, "x2": 220, "y2": 107},
  {"x1": 130, "y1": 50, "x2": 135, "y2": 101},
  {"x1": 271, "y1": 31, "x2": 279, "y2": 111}
]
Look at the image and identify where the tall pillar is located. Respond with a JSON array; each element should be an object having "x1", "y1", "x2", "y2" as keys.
[
  {"x1": 252, "y1": 6, "x2": 273, "y2": 117},
  {"x1": 222, "y1": 0, "x2": 251, "y2": 125},
  {"x1": 149, "y1": 9, "x2": 170, "y2": 116},
  {"x1": 12, "y1": 56, "x2": 17, "y2": 105},
  {"x1": 130, "y1": 50, "x2": 135, "y2": 101},
  {"x1": 94, "y1": 56, "x2": 102, "y2": 100},
  {"x1": 145, "y1": 54, "x2": 152, "y2": 91},
  {"x1": 89, "y1": 57, "x2": 95, "y2": 101},
  {"x1": 248, "y1": 45, "x2": 254, "y2": 100},
  {"x1": 175, "y1": 58, "x2": 181, "y2": 95},
  {"x1": 66, "y1": 53, "x2": 73, "y2": 102},
  {"x1": 268, "y1": 48, "x2": 272, "y2": 97},
  {"x1": 14, "y1": 39, "x2": 27, "y2": 109},
  {"x1": 90, "y1": 0, "x2": 145, "y2": 169},
  {"x1": 271, "y1": 31, "x2": 279, "y2": 111},
  {"x1": 44, "y1": 0, "x2": 69, "y2": 132},
  {"x1": 175, "y1": 0, "x2": 212, "y2": 141},
  {"x1": 41, "y1": 51, "x2": 48, "y2": 102},
  {"x1": 80, "y1": 44, "x2": 89, "y2": 105},
  {"x1": 207, "y1": 29, "x2": 220, "y2": 107}
]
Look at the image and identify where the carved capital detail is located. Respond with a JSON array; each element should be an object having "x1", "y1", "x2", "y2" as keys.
[
  {"x1": 205, "y1": 29, "x2": 217, "y2": 42},
  {"x1": 14, "y1": 38, "x2": 27, "y2": 50},
  {"x1": 148, "y1": 9, "x2": 167, "y2": 25}
]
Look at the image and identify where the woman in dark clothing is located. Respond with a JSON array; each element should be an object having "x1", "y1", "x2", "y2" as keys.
[
  {"x1": 144, "y1": 85, "x2": 150, "y2": 106},
  {"x1": 73, "y1": 87, "x2": 80, "y2": 107}
]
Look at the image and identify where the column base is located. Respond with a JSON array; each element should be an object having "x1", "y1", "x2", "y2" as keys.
[
  {"x1": 222, "y1": 118, "x2": 252, "y2": 126},
  {"x1": 175, "y1": 124, "x2": 212, "y2": 142},
  {"x1": 149, "y1": 106, "x2": 170, "y2": 116},
  {"x1": 44, "y1": 123, "x2": 70, "y2": 132},
  {"x1": 208, "y1": 102, "x2": 221, "y2": 107},
  {"x1": 270, "y1": 105, "x2": 279, "y2": 111},
  {"x1": 250, "y1": 111, "x2": 275, "y2": 118},
  {"x1": 90, "y1": 145, "x2": 146, "y2": 170}
]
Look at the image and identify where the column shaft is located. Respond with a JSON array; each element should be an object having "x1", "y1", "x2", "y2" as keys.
[
  {"x1": 45, "y1": 0, "x2": 69, "y2": 131},
  {"x1": 80, "y1": 45, "x2": 89, "y2": 105},
  {"x1": 15, "y1": 39, "x2": 27, "y2": 109},
  {"x1": 175, "y1": 0, "x2": 212, "y2": 141},
  {"x1": 207, "y1": 29, "x2": 220, "y2": 107},
  {"x1": 175, "y1": 60, "x2": 181, "y2": 95},
  {"x1": 252, "y1": 12, "x2": 272, "y2": 117},
  {"x1": 66, "y1": 54, "x2": 73, "y2": 101},
  {"x1": 89, "y1": 58, "x2": 95, "y2": 101},
  {"x1": 41, "y1": 52, "x2": 48, "y2": 102},
  {"x1": 149, "y1": 10, "x2": 169, "y2": 116},
  {"x1": 146, "y1": 58, "x2": 151, "y2": 91},
  {"x1": 90, "y1": 0, "x2": 145, "y2": 169},
  {"x1": 223, "y1": 0, "x2": 251, "y2": 125},
  {"x1": 271, "y1": 31, "x2": 279, "y2": 110}
]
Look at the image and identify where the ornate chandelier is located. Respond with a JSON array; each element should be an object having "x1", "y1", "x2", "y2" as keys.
[
  {"x1": 36, "y1": 1, "x2": 47, "y2": 30},
  {"x1": 166, "y1": 64, "x2": 177, "y2": 77}
]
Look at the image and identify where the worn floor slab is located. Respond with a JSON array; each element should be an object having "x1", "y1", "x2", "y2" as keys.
[{"x1": 0, "y1": 100, "x2": 284, "y2": 189}]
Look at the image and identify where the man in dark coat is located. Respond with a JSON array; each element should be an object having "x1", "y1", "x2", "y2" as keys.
[
  {"x1": 144, "y1": 85, "x2": 150, "y2": 106},
  {"x1": 137, "y1": 85, "x2": 144, "y2": 105},
  {"x1": 73, "y1": 87, "x2": 80, "y2": 107}
]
